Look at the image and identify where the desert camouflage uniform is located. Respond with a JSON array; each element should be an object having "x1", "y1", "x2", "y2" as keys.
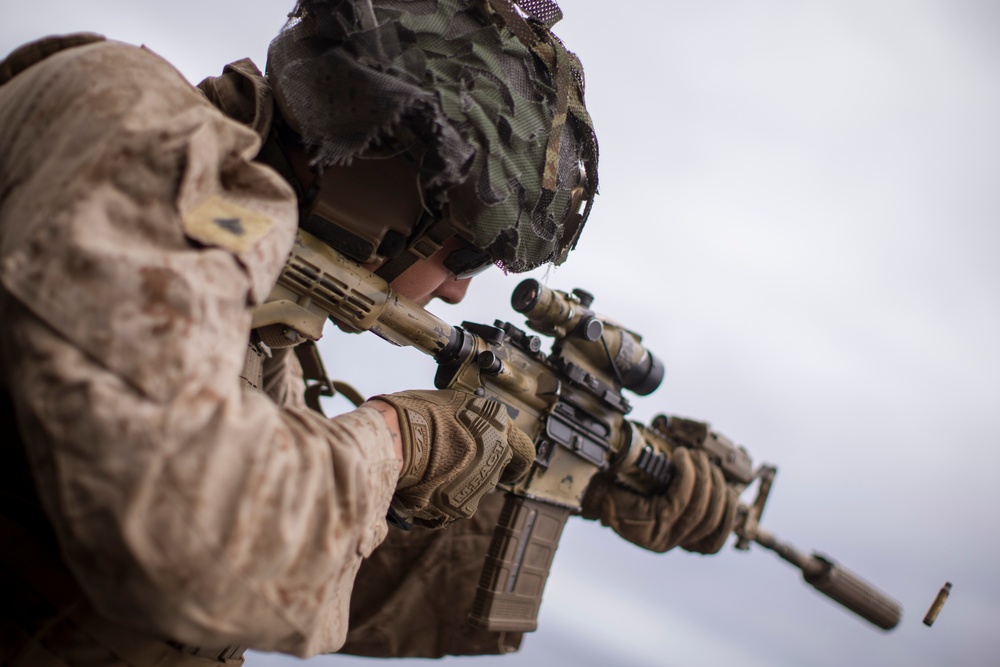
[{"x1": 0, "y1": 36, "x2": 402, "y2": 663}]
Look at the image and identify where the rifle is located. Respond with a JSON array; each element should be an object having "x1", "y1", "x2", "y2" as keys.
[{"x1": 252, "y1": 229, "x2": 903, "y2": 633}]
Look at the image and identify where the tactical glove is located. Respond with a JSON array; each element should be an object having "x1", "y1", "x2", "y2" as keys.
[
  {"x1": 581, "y1": 418, "x2": 738, "y2": 555},
  {"x1": 374, "y1": 389, "x2": 535, "y2": 528}
]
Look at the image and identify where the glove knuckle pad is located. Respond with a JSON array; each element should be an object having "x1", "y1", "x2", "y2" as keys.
[{"x1": 466, "y1": 397, "x2": 508, "y2": 427}]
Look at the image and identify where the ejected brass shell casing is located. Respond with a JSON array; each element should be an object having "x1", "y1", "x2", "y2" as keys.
[{"x1": 923, "y1": 582, "x2": 952, "y2": 627}]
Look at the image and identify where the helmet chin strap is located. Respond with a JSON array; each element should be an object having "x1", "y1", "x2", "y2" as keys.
[
  {"x1": 375, "y1": 215, "x2": 458, "y2": 282},
  {"x1": 374, "y1": 249, "x2": 420, "y2": 283}
]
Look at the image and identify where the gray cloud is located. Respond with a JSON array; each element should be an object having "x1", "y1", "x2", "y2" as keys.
[{"x1": 4, "y1": 0, "x2": 997, "y2": 664}]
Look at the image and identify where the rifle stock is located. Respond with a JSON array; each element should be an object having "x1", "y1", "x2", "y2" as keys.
[{"x1": 254, "y1": 229, "x2": 903, "y2": 633}]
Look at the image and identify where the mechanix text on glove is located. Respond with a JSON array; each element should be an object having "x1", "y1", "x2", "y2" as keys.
[{"x1": 373, "y1": 389, "x2": 535, "y2": 528}]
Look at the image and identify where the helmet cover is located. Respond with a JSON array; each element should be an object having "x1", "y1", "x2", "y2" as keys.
[{"x1": 266, "y1": 0, "x2": 598, "y2": 272}]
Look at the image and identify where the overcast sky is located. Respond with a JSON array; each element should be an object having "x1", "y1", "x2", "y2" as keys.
[{"x1": 3, "y1": 1, "x2": 999, "y2": 665}]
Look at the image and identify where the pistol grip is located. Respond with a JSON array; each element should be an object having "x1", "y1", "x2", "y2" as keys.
[{"x1": 469, "y1": 494, "x2": 570, "y2": 633}]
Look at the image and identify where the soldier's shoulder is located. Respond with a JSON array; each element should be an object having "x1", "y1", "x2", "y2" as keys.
[{"x1": 0, "y1": 32, "x2": 106, "y2": 86}]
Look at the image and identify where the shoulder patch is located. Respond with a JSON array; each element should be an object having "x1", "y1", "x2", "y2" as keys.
[{"x1": 182, "y1": 195, "x2": 273, "y2": 254}]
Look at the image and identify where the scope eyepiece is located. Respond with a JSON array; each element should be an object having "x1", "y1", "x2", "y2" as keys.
[{"x1": 512, "y1": 279, "x2": 543, "y2": 314}]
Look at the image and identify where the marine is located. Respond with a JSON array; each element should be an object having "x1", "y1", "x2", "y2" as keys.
[{"x1": 0, "y1": 1, "x2": 734, "y2": 663}]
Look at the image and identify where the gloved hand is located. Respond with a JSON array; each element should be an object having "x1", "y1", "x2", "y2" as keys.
[
  {"x1": 373, "y1": 389, "x2": 535, "y2": 528},
  {"x1": 581, "y1": 416, "x2": 738, "y2": 554}
]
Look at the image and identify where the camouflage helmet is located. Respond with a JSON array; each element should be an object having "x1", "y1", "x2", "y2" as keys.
[{"x1": 266, "y1": 0, "x2": 598, "y2": 275}]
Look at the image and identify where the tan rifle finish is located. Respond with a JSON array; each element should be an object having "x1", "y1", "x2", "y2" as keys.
[{"x1": 253, "y1": 230, "x2": 903, "y2": 633}]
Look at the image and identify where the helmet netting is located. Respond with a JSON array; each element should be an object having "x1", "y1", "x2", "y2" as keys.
[{"x1": 267, "y1": 0, "x2": 597, "y2": 272}]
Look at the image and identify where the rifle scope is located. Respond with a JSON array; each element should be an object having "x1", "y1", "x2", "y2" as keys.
[{"x1": 512, "y1": 279, "x2": 665, "y2": 396}]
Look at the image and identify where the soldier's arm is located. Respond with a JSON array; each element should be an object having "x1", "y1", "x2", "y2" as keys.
[{"x1": 0, "y1": 38, "x2": 400, "y2": 657}]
